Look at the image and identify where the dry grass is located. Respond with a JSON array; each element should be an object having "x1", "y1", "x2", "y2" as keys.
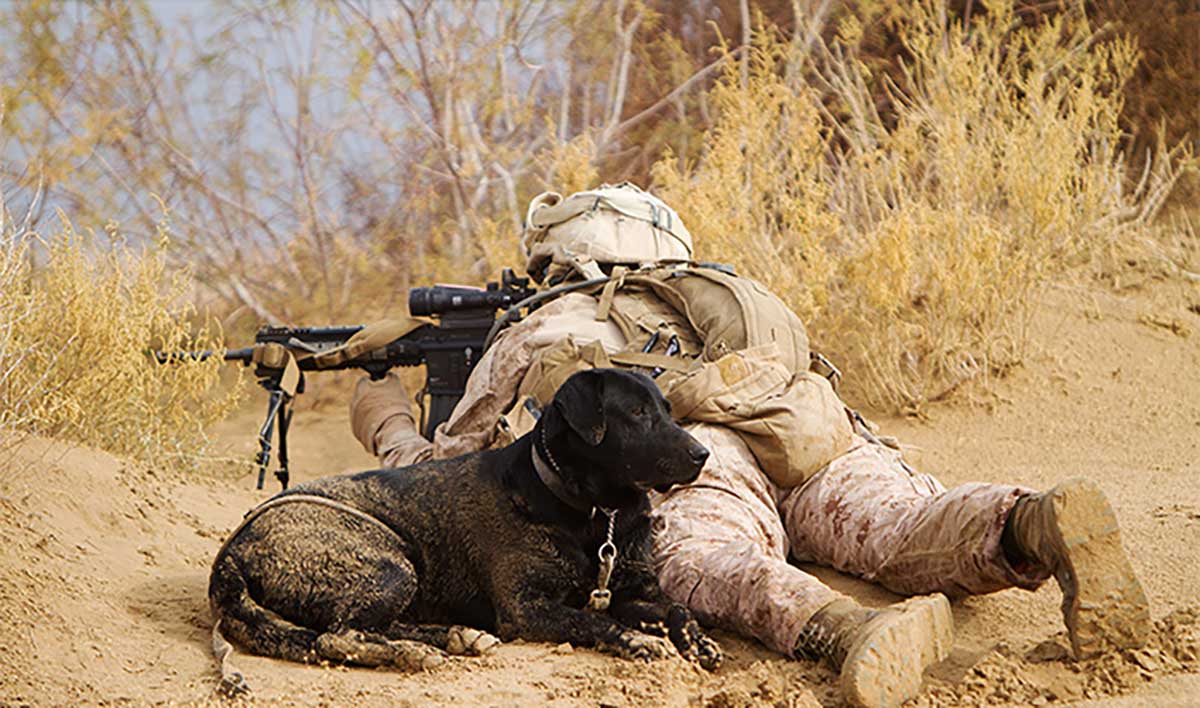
[
  {"x1": 653, "y1": 4, "x2": 1196, "y2": 413},
  {"x1": 3, "y1": 2, "x2": 1195, "y2": 428},
  {"x1": 0, "y1": 203, "x2": 243, "y2": 469}
]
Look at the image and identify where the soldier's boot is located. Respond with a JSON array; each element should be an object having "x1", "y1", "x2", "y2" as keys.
[
  {"x1": 795, "y1": 594, "x2": 954, "y2": 708},
  {"x1": 1002, "y1": 477, "x2": 1151, "y2": 659}
]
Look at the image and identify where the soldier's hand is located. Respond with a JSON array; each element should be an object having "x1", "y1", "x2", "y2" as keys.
[{"x1": 350, "y1": 371, "x2": 416, "y2": 456}]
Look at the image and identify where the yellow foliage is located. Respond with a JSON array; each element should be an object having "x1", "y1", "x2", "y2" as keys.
[
  {"x1": 653, "y1": 2, "x2": 1195, "y2": 412},
  {"x1": 542, "y1": 134, "x2": 602, "y2": 198},
  {"x1": 475, "y1": 217, "x2": 525, "y2": 284},
  {"x1": 0, "y1": 211, "x2": 243, "y2": 468},
  {"x1": 653, "y1": 26, "x2": 839, "y2": 322}
]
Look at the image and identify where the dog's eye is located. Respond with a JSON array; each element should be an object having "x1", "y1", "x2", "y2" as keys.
[{"x1": 631, "y1": 405, "x2": 647, "y2": 417}]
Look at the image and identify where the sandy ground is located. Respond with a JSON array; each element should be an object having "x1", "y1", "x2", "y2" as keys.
[{"x1": 1, "y1": 276, "x2": 1198, "y2": 707}]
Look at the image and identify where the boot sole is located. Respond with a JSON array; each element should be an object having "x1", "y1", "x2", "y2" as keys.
[
  {"x1": 841, "y1": 594, "x2": 954, "y2": 708},
  {"x1": 1049, "y1": 478, "x2": 1151, "y2": 659}
]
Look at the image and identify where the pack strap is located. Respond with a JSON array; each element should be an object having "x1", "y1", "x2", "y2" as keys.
[
  {"x1": 566, "y1": 253, "x2": 606, "y2": 280},
  {"x1": 250, "y1": 343, "x2": 301, "y2": 396},
  {"x1": 594, "y1": 266, "x2": 628, "y2": 322},
  {"x1": 482, "y1": 262, "x2": 740, "y2": 352},
  {"x1": 809, "y1": 351, "x2": 842, "y2": 390},
  {"x1": 609, "y1": 350, "x2": 694, "y2": 372},
  {"x1": 483, "y1": 276, "x2": 611, "y2": 351}
]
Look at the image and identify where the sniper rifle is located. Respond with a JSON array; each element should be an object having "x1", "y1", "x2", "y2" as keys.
[{"x1": 155, "y1": 269, "x2": 537, "y2": 491}]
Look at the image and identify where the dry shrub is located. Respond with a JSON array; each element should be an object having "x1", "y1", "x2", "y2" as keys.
[
  {"x1": 0, "y1": 208, "x2": 243, "y2": 467},
  {"x1": 654, "y1": 3, "x2": 1196, "y2": 413},
  {"x1": 1090, "y1": 0, "x2": 1200, "y2": 198},
  {"x1": 653, "y1": 29, "x2": 839, "y2": 319},
  {"x1": 543, "y1": 134, "x2": 604, "y2": 199}
]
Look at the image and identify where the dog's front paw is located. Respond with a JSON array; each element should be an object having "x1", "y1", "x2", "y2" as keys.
[
  {"x1": 637, "y1": 620, "x2": 668, "y2": 636},
  {"x1": 666, "y1": 606, "x2": 722, "y2": 670},
  {"x1": 446, "y1": 626, "x2": 501, "y2": 656},
  {"x1": 391, "y1": 640, "x2": 447, "y2": 671},
  {"x1": 604, "y1": 631, "x2": 678, "y2": 662},
  {"x1": 693, "y1": 633, "x2": 722, "y2": 671}
]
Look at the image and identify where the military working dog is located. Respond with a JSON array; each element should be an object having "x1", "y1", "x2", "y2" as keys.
[{"x1": 208, "y1": 369, "x2": 721, "y2": 686}]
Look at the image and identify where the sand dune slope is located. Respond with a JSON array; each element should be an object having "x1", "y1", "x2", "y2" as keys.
[{"x1": 1, "y1": 278, "x2": 1197, "y2": 706}]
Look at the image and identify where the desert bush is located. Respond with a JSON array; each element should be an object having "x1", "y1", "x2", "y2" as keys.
[
  {"x1": 0, "y1": 1, "x2": 745, "y2": 323},
  {"x1": 1083, "y1": 1, "x2": 1200, "y2": 198},
  {"x1": 3, "y1": 1, "x2": 1194, "y2": 418},
  {"x1": 655, "y1": 2, "x2": 1196, "y2": 412},
  {"x1": 0, "y1": 203, "x2": 243, "y2": 467}
]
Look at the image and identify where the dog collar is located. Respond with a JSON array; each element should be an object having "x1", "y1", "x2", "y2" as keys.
[
  {"x1": 532, "y1": 427, "x2": 620, "y2": 613},
  {"x1": 531, "y1": 426, "x2": 594, "y2": 513}
]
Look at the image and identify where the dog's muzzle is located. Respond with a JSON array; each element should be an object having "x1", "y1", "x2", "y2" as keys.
[{"x1": 652, "y1": 441, "x2": 709, "y2": 492}]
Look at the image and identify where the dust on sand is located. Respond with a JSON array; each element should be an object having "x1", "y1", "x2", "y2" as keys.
[{"x1": 1, "y1": 277, "x2": 1198, "y2": 706}]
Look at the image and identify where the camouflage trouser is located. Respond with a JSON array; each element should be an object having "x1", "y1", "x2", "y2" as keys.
[{"x1": 650, "y1": 423, "x2": 1051, "y2": 656}]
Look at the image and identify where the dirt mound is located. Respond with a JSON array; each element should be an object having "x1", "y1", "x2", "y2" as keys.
[
  {"x1": 915, "y1": 608, "x2": 1200, "y2": 707},
  {"x1": 0, "y1": 436, "x2": 830, "y2": 706},
  {"x1": 0, "y1": 438, "x2": 230, "y2": 705},
  {"x1": 1, "y1": 277, "x2": 1197, "y2": 706}
]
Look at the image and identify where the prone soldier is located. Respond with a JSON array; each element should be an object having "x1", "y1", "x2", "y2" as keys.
[{"x1": 350, "y1": 183, "x2": 1150, "y2": 707}]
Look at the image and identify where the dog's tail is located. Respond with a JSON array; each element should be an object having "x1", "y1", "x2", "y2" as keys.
[
  {"x1": 211, "y1": 620, "x2": 249, "y2": 697},
  {"x1": 208, "y1": 553, "x2": 324, "y2": 694}
]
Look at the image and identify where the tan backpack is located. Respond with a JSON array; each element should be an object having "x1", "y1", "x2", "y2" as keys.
[
  {"x1": 663, "y1": 344, "x2": 854, "y2": 487},
  {"x1": 495, "y1": 262, "x2": 854, "y2": 487},
  {"x1": 599, "y1": 265, "x2": 812, "y2": 377},
  {"x1": 507, "y1": 184, "x2": 853, "y2": 487}
]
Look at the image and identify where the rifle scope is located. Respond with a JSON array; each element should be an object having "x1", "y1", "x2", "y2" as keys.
[{"x1": 408, "y1": 271, "x2": 533, "y2": 317}]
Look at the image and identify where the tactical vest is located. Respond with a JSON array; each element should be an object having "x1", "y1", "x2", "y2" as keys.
[{"x1": 497, "y1": 264, "x2": 855, "y2": 488}]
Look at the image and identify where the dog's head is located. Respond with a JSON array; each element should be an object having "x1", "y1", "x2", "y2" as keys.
[{"x1": 542, "y1": 368, "x2": 709, "y2": 509}]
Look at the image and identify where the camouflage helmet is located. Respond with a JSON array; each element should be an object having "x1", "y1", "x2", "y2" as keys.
[{"x1": 521, "y1": 182, "x2": 693, "y2": 283}]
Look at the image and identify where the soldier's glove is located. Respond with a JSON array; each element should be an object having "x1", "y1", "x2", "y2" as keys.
[{"x1": 350, "y1": 371, "x2": 418, "y2": 456}]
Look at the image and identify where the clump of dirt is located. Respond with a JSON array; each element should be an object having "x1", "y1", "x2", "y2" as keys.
[
  {"x1": 915, "y1": 608, "x2": 1200, "y2": 707},
  {"x1": 700, "y1": 660, "x2": 827, "y2": 707}
]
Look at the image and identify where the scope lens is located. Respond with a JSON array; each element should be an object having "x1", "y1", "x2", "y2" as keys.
[{"x1": 408, "y1": 288, "x2": 435, "y2": 316}]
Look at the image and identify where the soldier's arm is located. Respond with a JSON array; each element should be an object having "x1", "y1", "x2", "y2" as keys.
[
  {"x1": 431, "y1": 293, "x2": 623, "y2": 459},
  {"x1": 350, "y1": 292, "x2": 624, "y2": 467},
  {"x1": 350, "y1": 372, "x2": 433, "y2": 468}
]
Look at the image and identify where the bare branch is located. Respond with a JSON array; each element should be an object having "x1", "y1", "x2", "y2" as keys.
[
  {"x1": 605, "y1": 48, "x2": 744, "y2": 144},
  {"x1": 599, "y1": 0, "x2": 644, "y2": 146},
  {"x1": 739, "y1": 0, "x2": 751, "y2": 87}
]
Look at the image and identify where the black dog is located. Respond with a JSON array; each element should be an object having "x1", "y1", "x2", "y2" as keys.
[{"x1": 209, "y1": 369, "x2": 721, "y2": 684}]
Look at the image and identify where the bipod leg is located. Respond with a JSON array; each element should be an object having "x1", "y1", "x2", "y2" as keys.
[
  {"x1": 255, "y1": 388, "x2": 285, "y2": 490},
  {"x1": 274, "y1": 400, "x2": 293, "y2": 491}
]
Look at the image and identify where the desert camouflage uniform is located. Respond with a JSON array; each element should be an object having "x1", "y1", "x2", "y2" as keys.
[{"x1": 350, "y1": 292, "x2": 1051, "y2": 656}]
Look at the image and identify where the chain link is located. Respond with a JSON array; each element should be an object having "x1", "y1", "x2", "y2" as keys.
[{"x1": 587, "y1": 508, "x2": 618, "y2": 612}]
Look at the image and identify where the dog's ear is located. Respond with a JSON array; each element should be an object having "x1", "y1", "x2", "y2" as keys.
[{"x1": 552, "y1": 370, "x2": 607, "y2": 446}]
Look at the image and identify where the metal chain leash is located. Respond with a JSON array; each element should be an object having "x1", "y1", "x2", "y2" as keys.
[{"x1": 587, "y1": 508, "x2": 618, "y2": 612}]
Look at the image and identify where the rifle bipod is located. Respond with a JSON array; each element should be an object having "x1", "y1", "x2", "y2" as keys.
[{"x1": 254, "y1": 376, "x2": 299, "y2": 491}]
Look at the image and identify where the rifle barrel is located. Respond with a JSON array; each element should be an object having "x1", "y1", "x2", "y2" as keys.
[
  {"x1": 152, "y1": 348, "x2": 254, "y2": 364},
  {"x1": 223, "y1": 347, "x2": 255, "y2": 363}
]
